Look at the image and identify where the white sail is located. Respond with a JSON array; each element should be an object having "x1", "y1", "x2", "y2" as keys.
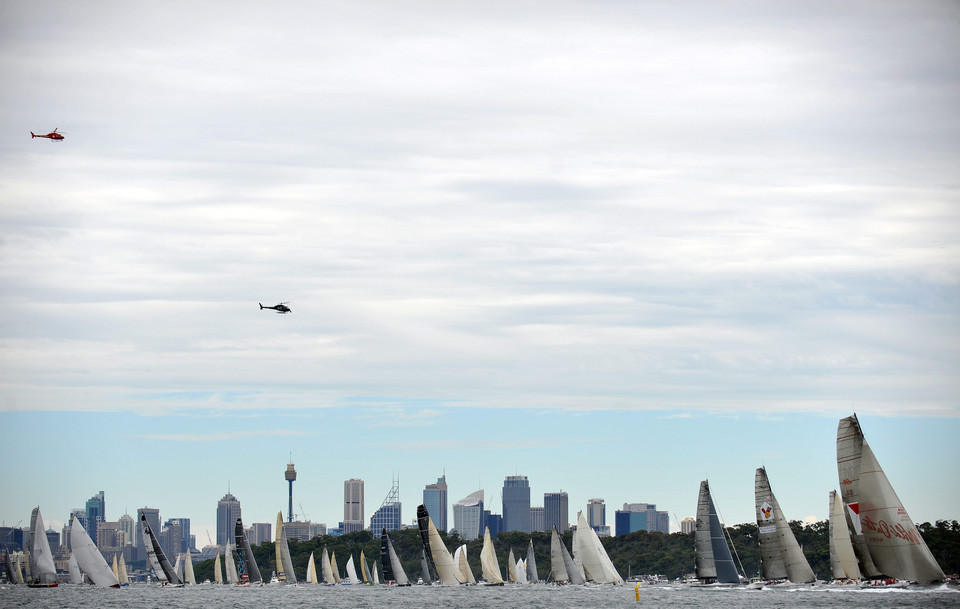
[
  {"x1": 345, "y1": 555, "x2": 359, "y2": 584},
  {"x1": 173, "y1": 554, "x2": 183, "y2": 582},
  {"x1": 480, "y1": 526, "x2": 504, "y2": 584},
  {"x1": 695, "y1": 480, "x2": 739, "y2": 584},
  {"x1": 69, "y1": 553, "x2": 83, "y2": 584},
  {"x1": 549, "y1": 527, "x2": 569, "y2": 583},
  {"x1": 321, "y1": 548, "x2": 335, "y2": 584},
  {"x1": 425, "y1": 514, "x2": 463, "y2": 584},
  {"x1": 330, "y1": 550, "x2": 341, "y2": 583},
  {"x1": 306, "y1": 552, "x2": 317, "y2": 584},
  {"x1": 183, "y1": 549, "x2": 197, "y2": 584},
  {"x1": 516, "y1": 558, "x2": 527, "y2": 584},
  {"x1": 29, "y1": 508, "x2": 58, "y2": 585},
  {"x1": 279, "y1": 528, "x2": 296, "y2": 583},
  {"x1": 13, "y1": 552, "x2": 25, "y2": 584},
  {"x1": 507, "y1": 548, "x2": 518, "y2": 582},
  {"x1": 456, "y1": 545, "x2": 477, "y2": 584},
  {"x1": 559, "y1": 530, "x2": 585, "y2": 585},
  {"x1": 573, "y1": 511, "x2": 622, "y2": 584},
  {"x1": 829, "y1": 490, "x2": 860, "y2": 580},
  {"x1": 755, "y1": 467, "x2": 815, "y2": 583},
  {"x1": 386, "y1": 535, "x2": 409, "y2": 585},
  {"x1": 275, "y1": 514, "x2": 286, "y2": 582},
  {"x1": 71, "y1": 517, "x2": 119, "y2": 588},
  {"x1": 214, "y1": 553, "x2": 223, "y2": 584},
  {"x1": 224, "y1": 543, "x2": 239, "y2": 584},
  {"x1": 525, "y1": 539, "x2": 538, "y2": 583},
  {"x1": 373, "y1": 562, "x2": 380, "y2": 585},
  {"x1": 118, "y1": 552, "x2": 129, "y2": 585},
  {"x1": 838, "y1": 415, "x2": 945, "y2": 583}
]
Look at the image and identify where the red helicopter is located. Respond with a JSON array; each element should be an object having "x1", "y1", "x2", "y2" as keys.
[{"x1": 31, "y1": 128, "x2": 64, "y2": 141}]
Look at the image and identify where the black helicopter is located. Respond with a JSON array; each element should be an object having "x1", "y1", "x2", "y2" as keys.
[{"x1": 260, "y1": 302, "x2": 291, "y2": 314}]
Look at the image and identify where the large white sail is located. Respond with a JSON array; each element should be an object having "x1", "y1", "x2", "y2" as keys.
[
  {"x1": 516, "y1": 558, "x2": 528, "y2": 584},
  {"x1": 345, "y1": 555, "x2": 359, "y2": 584},
  {"x1": 507, "y1": 548, "x2": 518, "y2": 582},
  {"x1": 829, "y1": 490, "x2": 861, "y2": 580},
  {"x1": 755, "y1": 467, "x2": 815, "y2": 583},
  {"x1": 559, "y1": 530, "x2": 585, "y2": 585},
  {"x1": 214, "y1": 553, "x2": 223, "y2": 584},
  {"x1": 118, "y1": 552, "x2": 129, "y2": 585},
  {"x1": 305, "y1": 551, "x2": 317, "y2": 584},
  {"x1": 573, "y1": 511, "x2": 622, "y2": 584},
  {"x1": 836, "y1": 415, "x2": 883, "y2": 578},
  {"x1": 68, "y1": 553, "x2": 82, "y2": 584},
  {"x1": 321, "y1": 547, "x2": 335, "y2": 584},
  {"x1": 525, "y1": 539, "x2": 538, "y2": 583},
  {"x1": 837, "y1": 415, "x2": 945, "y2": 583},
  {"x1": 423, "y1": 511, "x2": 463, "y2": 584},
  {"x1": 29, "y1": 508, "x2": 58, "y2": 586},
  {"x1": 224, "y1": 543, "x2": 239, "y2": 584},
  {"x1": 456, "y1": 545, "x2": 476, "y2": 584},
  {"x1": 373, "y1": 562, "x2": 380, "y2": 585},
  {"x1": 695, "y1": 480, "x2": 739, "y2": 584},
  {"x1": 385, "y1": 534, "x2": 409, "y2": 585},
  {"x1": 480, "y1": 526, "x2": 504, "y2": 584},
  {"x1": 183, "y1": 550, "x2": 197, "y2": 584},
  {"x1": 279, "y1": 526, "x2": 297, "y2": 583},
  {"x1": 71, "y1": 516, "x2": 120, "y2": 588},
  {"x1": 275, "y1": 513, "x2": 286, "y2": 582},
  {"x1": 549, "y1": 527, "x2": 569, "y2": 583}
]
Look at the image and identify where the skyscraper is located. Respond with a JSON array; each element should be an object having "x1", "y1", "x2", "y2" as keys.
[
  {"x1": 587, "y1": 498, "x2": 606, "y2": 529},
  {"x1": 216, "y1": 492, "x2": 241, "y2": 547},
  {"x1": 422, "y1": 475, "x2": 448, "y2": 532},
  {"x1": 502, "y1": 475, "x2": 531, "y2": 533},
  {"x1": 544, "y1": 492, "x2": 569, "y2": 533},
  {"x1": 615, "y1": 502, "x2": 669, "y2": 536},
  {"x1": 370, "y1": 478, "x2": 402, "y2": 533},
  {"x1": 85, "y1": 491, "x2": 105, "y2": 545},
  {"x1": 343, "y1": 478, "x2": 364, "y2": 532},
  {"x1": 530, "y1": 506, "x2": 545, "y2": 532},
  {"x1": 452, "y1": 490, "x2": 484, "y2": 540},
  {"x1": 118, "y1": 513, "x2": 135, "y2": 548}
]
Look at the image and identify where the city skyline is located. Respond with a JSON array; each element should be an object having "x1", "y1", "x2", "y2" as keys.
[{"x1": 1, "y1": 2, "x2": 958, "y2": 549}]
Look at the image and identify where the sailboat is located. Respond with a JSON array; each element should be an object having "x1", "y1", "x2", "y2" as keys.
[
  {"x1": 274, "y1": 513, "x2": 287, "y2": 583},
  {"x1": 118, "y1": 552, "x2": 129, "y2": 586},
  {"x1": 72, "y1": 515, "x2": 120, "y2": 588},
  {"x1": 479, "y1": 526, "x2": 504, "y2": 585},
  {"x1": 694, "y1": 480, "x2": 740, "y2": 585},
  {"x1": 142, "y1": 513, "x2": 180, "y2": 585},
  {"x1": 4, "y1": 549, "x2": 21, "y2": 585},
  {"x1": 345, "y1": 555, "x2": 359, "y2": 585},
  {"x1": 214, "y1": 552, "x2": 224, "y2": 584},
  {"x1": 525, "y1": 539, "x2": 539, "y2": 583},
  {"x1": 372, "y1": 562, "x2": 380, "y2": 585},
  {"x1": 68, "y1": 553, "x2": 83, "y2": 584},
  {"x1": 419, "y1": 549, "x2": 431, "y2": 585},
  {"x1": 455, "y1": 544, "x2": 477, "y2": 584},
  {"x1": 235, "y1": 517, "x2": 262, "y2": 585},
  {"x1": 837, "y1": 414, "x2": 945, "y2": 584},
  {"x1": 320, "y1": 548, "x2": 336, "y2": 585},
  {"x1": 28, "y1": 508, "x2": 58, "y2": 587},
  {"x1": 224, "y1": 543, "x2": 239, "y2": 584},
  {"x1": 828, "y1": 490, "x2": 861, "y2": 584},
  {"x1": 416, "y1": 504, "x2": 463, "y2": 585},
  {"x1": 276, "y1": 513, "x2": 297, "y2": 583},
  {"x1": 380, "y1": 528, "x2": 410, "y2": 586},
  {"x1": 306, "y1": 551, "x2": 318, "y2": 584},
  {"x1": 330, "y1": 550, "x2": 342, "y2": 583},
  {"x1": 112, "y1": 554, "x2": 120, "y2": 583},
  {"x1": 507, "y1": 548, "x2": 518, "y2": 582},
  {"x1": 360, "y1": 550, "x2": 371, "y2": 584},
  {"x1": 754, "y1": 467, "x2": 816, "y2": 585},
  {"x1": 573, "y1": 511, "x2": 623, "y2": 584},
  {"x1": 549, "y1": 527, "x2": 569, "y2": 584},
  {"x1": 183, "y1": 549, "x2": 197, "y2": 584},
  {"x1": 515, "y1": 556, "x2": 528, "y2": 584}
]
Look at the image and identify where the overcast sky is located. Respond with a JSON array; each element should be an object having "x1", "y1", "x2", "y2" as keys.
[{"x1": 1, "y1": 1, "x2": 958, "y2": 541}]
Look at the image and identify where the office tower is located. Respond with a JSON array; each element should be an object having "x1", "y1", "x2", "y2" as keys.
[
  {"x1": 615, "y1": 502, "x2": 670, "y2": 536},
  {"x1": 422, "y1": 475, "x2": 448, "y2": 532},
  {"x1": 544, "y1": 492, "x2": 569, "y2": 533},
  {"x1": 285, "y1": 460, "x2": 297, "y2": 523},
  {"x1": 217, "y1": 491, "x2": 241, "y2": 547},
  {"x1": 344, "y1": 478, "x2": 364, "y2": 532},
  {"x1": 371, "y1": 478, "x2": 402, "y2": 533},
  {"x1": 587, "y1": 498, "x2": 606, "y2": 530},
  {"x1": 250, "y1": 522, "x2": 272, "y2": 546},
  {"x1": 681, "y1": 517, "x2": 696, "y2": 535},
  {"x1": 452, "y1": 490, "x2": 484, "y2": 540},
  {"x1": 118, "y1": 513, "x2": 135, "y2": 548},
  {"x1": 166, "y1": 517, "x2": 191, "y2": 552},
  {"x1": 45, "y1": 529, "x2": 60, "y2": 552},
  {"x1": 85, "y1": 491, "x2": 105, "y2": 545},
  {"x1": 502, "y1": 475, "x2": 531, "y2": 533},
  {"x1": 161, "y1": 519, "x2": 182, "y2": 560},
  {"x1": 530, "y1": 506, "x2": 545, "y2": 532}
]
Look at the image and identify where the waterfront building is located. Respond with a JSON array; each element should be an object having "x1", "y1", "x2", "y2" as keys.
[
  {"x1": 502, "y1": 475, "x2": 531, "y2": 533},
  {"x1": 422, "y1": 475, "x2": 448, "y2": 532},
  {"x1": 452, "y1": 490, "x2": 484, "y2": 540},
  {"x1": 615, "y1": 502, "x2": 669, "y2": 536},
  {"x1": 544, "y1": 492, "x2": 569, "y2": 533}
]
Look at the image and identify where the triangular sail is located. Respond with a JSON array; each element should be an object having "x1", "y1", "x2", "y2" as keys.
[
  {"x1": 417, "y1": 504, "x2": 463, "y2": 584},
  {"x1": 380, "y1": 529, "x2": 394, "y2": 582},
  {"x1": 549, "y1": 527, "x2": 569, "y2": 583},
  {"x1": 321, "y1": 548, "x2": 335, "y2": 584},
  {"x1": 695, "y1": 480, "x2": 739, "y2": 584},
  {"x1": 235, "y1": 517, "x2": 262, "y2": 584},
  {"x1": 118, "y1": 552, "x2": 129, "y2": 585},
  {"x1": 29, "y1": 508, "x2": 58, "y2": 585},
  {"x1": 72, "y1": 516, "x2": 120, "y2": 587},
  {"x1": 838, "y1": 415, "x2": 945, "y2": 582},
  {"x1": 68, "y1": 553, "x2": 82, "y2": 584},
  {"x1": 330, "y1": 550, "x2": 341, "y2": 583},
  {"x1": 525, "y1": 539, "x2": 538, "y2": 583},
  {"x1": 419, "y1": 549, "x2": 431, "y2": 584},
  {"x1": 836, "y1": 415, "x2": 883, "y2": 578},
  {"x1": 279, "y1": 524, "x2": 296, "y2": 583},
  {"x1": 480, "y1": 526, "x2": 504, "y2": 584},
  {"x1": 214, "y1": 553, "x2": 223, "y2": 584},
  {"x1": 275, "y1": 513, "x2": 286, "y2": 582},
  {"x1": 829, "y1": 490, "x2": 861, "y2": 580},
  {"x1": 112, "y1": 555, "x2": 119, "y2": 581},
  {"x1": 456, "y1": 544, "x2": 477, "y2": 584},
  {"x1": 345, "y1": 555, "x2": 359, "y2": 584},
  {"x1": 360, "y1": 550, "x2": 371, "y2": 583},
  {"x1": 385, "y1": 533, "x2": 409, "y2": 585},
  {"x1": 755, "y1": 467, "x2": 815, "y2": 582},
  {"x1": 224, "y1": 543, "x2": 239, "y2": 584},
  {"x1": 306, "y1": 552, "x2": 317, "y2": 584},
  {"x1": 573, "y1": 511, "x2": 622, "y2": 584},
  {"x1": 183, "y1": 549, "x2": 197, "y2": 584},
  {"x1": 507, "y1": 548, "x2": 518, "y2": 582},
  {"x1": 373, "y1": 562, "x2": 380, "y2": 584},
  {"x1": 559, "y1": 529, "x2": 585, "y2": 585}
]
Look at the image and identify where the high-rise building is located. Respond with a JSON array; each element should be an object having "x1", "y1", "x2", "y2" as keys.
[
  {"x1": 452, "y1": 490, "x2": 484, "y2": 540},
  {"x1": 544, "y1": 492, "x2": 569, "y2": 533},
  {"x1": 615, "y1": 502, "x2": 669, "y2": 536},
  {"x1": 344, "y1": 479, "x2": 364, "y2": 531},
  {"x1": 45, "y1": 529, "x2": 60, "y2": 552},
  {"x1": 530, "y1": 506, "x2": 545, "y2": 532},
  {"x1": 136, "y1": 507, "x2": 161, "y2": 560},
  {"x1": 422, "y1": 475, "x2": 448, "y2": 533},
  {"x1": 249, "y1": 522, "x2": 272, "y2": 546},
  {"x1": 217, "y1": 492, "x2": 241, "y2": 547},
  {"x1": 587, "y1": 498, "x2": 606, "y2": 530},
  {"x1": 118, "y1": 513, "x2": 135, "y2": 548},
  {"x1": 160, "y1": 519, "x2": 182, "y2": 560},
  {"x1": 371, "y1": 477, "x2": 402, "y2": 533},
  {"x1": 681, "y1": 517, "x2": 696, "y2": 535},
  {"x1": 483, "y1": 511, "x2": 503, "y2": 538},
  {"x1": 502, "y1": 475, "x2": 531, "y2": 533},
  {"x1": 85, "y1": 491, "x2": 105, "y2": 545},
  {"x1": 285, "y1": 460, "x2": 297, "y2": 523},
  {"x1": 165, "y1": 517, "x2": 191, "y2": 552}
]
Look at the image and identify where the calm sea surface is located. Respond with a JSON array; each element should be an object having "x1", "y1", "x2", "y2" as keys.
[{"x1": 3, "y1": 583, "x2": 959, "y2": 609}]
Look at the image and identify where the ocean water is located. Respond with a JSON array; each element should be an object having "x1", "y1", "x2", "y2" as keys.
[{"x1": 2, "y1": 583, "x2": 959, "y2": 609}]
